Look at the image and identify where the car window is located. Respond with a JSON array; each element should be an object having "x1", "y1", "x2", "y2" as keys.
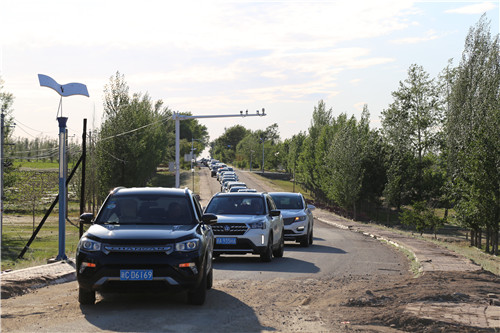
[
  {"x1": 270, "y1": 195, "x2": 304, "y2": 209},
  {"x1": 96, "y1": 194, "x2": 195, "y2": 225},
  {"x1": 205, "y1": 196, "x2": 265, "y2": 215}
]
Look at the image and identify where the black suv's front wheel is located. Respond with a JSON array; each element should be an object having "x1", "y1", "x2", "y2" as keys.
[{"x1": 78, "y1": 287, "x2": 96, "y2": 305}]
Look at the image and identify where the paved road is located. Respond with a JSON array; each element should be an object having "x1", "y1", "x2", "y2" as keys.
[{"x1": 200, "y1": 167, "x2": 408, "y2": 280}]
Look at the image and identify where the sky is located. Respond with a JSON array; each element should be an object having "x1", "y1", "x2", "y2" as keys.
[{"x1": 1, "y1": 0, "x2": 498, "y2": 157}]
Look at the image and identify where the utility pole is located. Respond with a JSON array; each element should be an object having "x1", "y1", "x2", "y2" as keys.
[{"x1": 172, "y1": 109, "x2": 266, "y2": 188}]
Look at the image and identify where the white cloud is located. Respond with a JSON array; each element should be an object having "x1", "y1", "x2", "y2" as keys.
[
  {"x1": 445, "y1": 2, "x2": 497, "y2": 14},
  {"x1": 391, "y1": 29, "x2": 440, "y2": 44},
  {"x1": 354, "y1": 102, "x2": 367, "y2": 111}
]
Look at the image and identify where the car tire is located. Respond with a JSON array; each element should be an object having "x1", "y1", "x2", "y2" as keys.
[
  {"x1": 308, "y1": 225, "x2": 313, "y2": 245},
  {"x1": 260, "y1": 234, "x2": 273, "y2": 262},
  {"x1": 300, "y1": 225, "x2": 311, "y2": 247},
  {"x1": 188, "y1": 269, "x2": 207, "y2": 305},
  {"x1": 206, "y1": 267, "x2": 213, "y2": 290},
  {"x1": 78, "y1": 287, "x2": 96, "y2": 305},
  {"x1": 273, "y1": 230, "x2": 284, "y2": 258}
]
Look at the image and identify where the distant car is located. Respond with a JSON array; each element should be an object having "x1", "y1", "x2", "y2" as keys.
[
  {"x1": 229, "y1": 186, "x2": 247, "y2": 192},
  {"x1": 224, "y1": 181, "x2": 247, "y2": 193},
  {"x1": 204, "y1": 192, "x2": 284, "y2": 262},
  {"x1": 220, "y1": 177, "x2": 238, "y2": 192},
  {"x1": 76, "y1": 187, "x2": 217, "y2": 305},
  {"x1": 211, "y1": 163, "x2": 226, "y2": 177},
  {"x1": 268, "y1": 192, "x2": 315, "y2": 247},
  {"x1": 216, "y1": 167, "x2": 234, "y2": 181},
  {"x1": 237, "y1": 188, "x2": 257, "y2": 192}
]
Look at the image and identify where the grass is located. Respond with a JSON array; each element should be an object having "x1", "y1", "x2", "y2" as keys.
[{"x1": 14, "y1": 160, "x2": 78, "y2": 170}]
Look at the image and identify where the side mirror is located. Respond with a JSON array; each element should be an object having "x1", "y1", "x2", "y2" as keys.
[
  {"x1": 201, "y1": 213, "x2": 218, "y2": 225},
  {"x1": 270, "y1": 210, "x2": 281, "y2": 217},
  {"x1": 80, "y1": 213, "x2": 94, "y2": 224},
  {"x1": 308, "y1": 204, "x2": 316, "y2": 210}
]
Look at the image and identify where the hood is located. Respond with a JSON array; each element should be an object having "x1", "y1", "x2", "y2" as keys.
[
  {"x1": 86, "y1": 223, "x2": 197, "y2": 241},
  {"x1": 215, "y1": 215, "x2": 265, "y2": 224},
  {"x1": 278, "y1": 209, "x2": 306, "y2": 218}
]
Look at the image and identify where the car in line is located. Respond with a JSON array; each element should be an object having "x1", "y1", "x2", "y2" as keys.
[
  {"x1": 224, "y1": 181, "x2": 247, "y2": 193},
  {"x1": 76, "y1": 187, "x2": 217, "y2": 305},
  {"x1": 204, "y1": 192, "x2": 284, "y2": 262},
  {"x1": 268, "y1": 192, "x2": 315, "y2": 247}
]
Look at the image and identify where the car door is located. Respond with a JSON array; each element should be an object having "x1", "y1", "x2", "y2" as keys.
[{"x1": 265, "y1": 195, "x2": 282, "y2": 246}]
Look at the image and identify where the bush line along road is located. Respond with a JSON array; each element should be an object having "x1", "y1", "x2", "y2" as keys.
[{"x1": 1, "y1": 166, "x2": 499, "y2": 332}]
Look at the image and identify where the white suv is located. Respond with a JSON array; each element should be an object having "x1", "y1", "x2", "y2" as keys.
[{"x1": 204, "y1": 192, "x2": 284, "y2": 262}]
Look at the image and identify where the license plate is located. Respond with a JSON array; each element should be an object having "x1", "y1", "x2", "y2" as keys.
[
  {"x1": 120, "y1": 269, "x2": 153, "y2": 281},
  {"x1": 216, "y1": 237, "x2": 237, "y2": 245}
]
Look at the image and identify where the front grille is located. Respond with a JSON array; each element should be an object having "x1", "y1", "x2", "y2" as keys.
[
  {"x1": 103, "y1": 244, "x2": 173, "y2": 255},
  {"x1": 211, "y1": 223, "x2": 248, "y2": 235},
  {"x1": 283, "y1": 217, "x2": 296, "y2": 225}
]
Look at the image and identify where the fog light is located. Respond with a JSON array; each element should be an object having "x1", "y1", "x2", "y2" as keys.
[
  {"x1": 297, "y1": 226, "x2": 305, "y2": 231},
  {"x1": 79, "y1": 262, "x2": 96, "y2": 274},
  {"x1": 261, "y1": 234, "x2": 265, "y2": 245},
  {"x1": 179, "y1": 262, "x2": 195, "y2": 268}
]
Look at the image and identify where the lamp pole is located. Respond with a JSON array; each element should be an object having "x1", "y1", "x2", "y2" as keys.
[
  {"x1": 38, "y1": 74, "x2": 88, "y2": 261},
  {"x1": 173, "y1": 109, "x2": 266, "y2": 188}
]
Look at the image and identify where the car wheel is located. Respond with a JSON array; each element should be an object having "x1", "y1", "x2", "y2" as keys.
[
  {"x1": 300, "y1": 225, "x2": 311, "y2": 247},
  {"x1": 78, "y1": 287, "x2": 95, "y2": 305},
  {"x1": 260, "y1": 234, "x2": 273, "y2": 262},
  {"x1": 308, "y1": 225, "x2": 313, "y2": 245},
  {"x1": 206, "y1": 266, "x2": 213, "y2": 290},
  {"x1": 273, "y1": 230, "x2": 284, "y2": 258},
  {"x1": 188, "y1": 269, "x2": 207, "y2": 305}
]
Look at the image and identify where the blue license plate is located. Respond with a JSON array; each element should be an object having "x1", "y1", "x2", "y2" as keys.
[
  {"x1": 120, "y1": 269, "x2": 153, "y2": 281},
  {"x1": 216, "y1": 237, "x2": 237, "y2": 245}
]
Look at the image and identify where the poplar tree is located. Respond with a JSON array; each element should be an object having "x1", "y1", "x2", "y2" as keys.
[{"x1": 446, "y1": 15, "x2": 500, "y2": 254}]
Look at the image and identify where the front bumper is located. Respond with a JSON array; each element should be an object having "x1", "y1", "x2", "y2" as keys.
[
  {"x1": 213, "y1": 229, "x2": 269, "y2": 255},
  {"x1": 76, "y1": 250, "x2": 204, "y2": 292}
]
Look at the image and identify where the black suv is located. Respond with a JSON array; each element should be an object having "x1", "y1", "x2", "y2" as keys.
[{"x1": 76, "y1": 187, "x2": 217, "y2": 305}]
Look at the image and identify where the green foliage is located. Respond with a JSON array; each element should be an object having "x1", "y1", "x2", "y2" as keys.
[
  {"x1": 445, "y1": 15, "x2": 499, "y2": 253},
  {"x1": 381, "y1": 64, "x2": 444, "y2": 207},
  {"x1": 95, "y1": 72, "x2": 170, "y2": 199},
  {"x1": 400, "y1": 201, "x2": 443, "y2": 236}
]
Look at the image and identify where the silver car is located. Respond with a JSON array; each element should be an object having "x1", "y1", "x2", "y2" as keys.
[
  {"x1": 268, "y1": 192, "x2": 315, "y2": 247},
  {"x1": 204, "y1": 192, "x2": 284, "y2": 262}
]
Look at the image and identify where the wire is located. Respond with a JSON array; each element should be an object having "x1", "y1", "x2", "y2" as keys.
[
  {"x1": 13, "y1": 118, "x2": 53, "y2": 136},
  {"x1": 96, "y1": 115, "x2": 170, "y2": 143}
]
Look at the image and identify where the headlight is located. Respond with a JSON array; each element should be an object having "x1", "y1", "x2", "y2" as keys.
[
  {"x1": 249, "y1": 221, "x2": 266, "y2": 229},
  {"x1": 175, "y1": 239, "x2": 200, "y2": 252},
  {"x1": 294, "y1": 215, "x2": 307, "y2": 222},
  {"x1": 77, "y1": 237, "x2": 101, "y2": 252}
]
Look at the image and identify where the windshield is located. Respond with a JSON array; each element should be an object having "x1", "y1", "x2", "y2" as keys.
[
  {"x1": 270, "y1": 195, "x2": 304, "y2": 210},
  {"x1": 95, "y1": 194, "x2": 195, "y2": 225},
  {"x1": 206, "y1": 196, "x2": 265, "y2": 215}
]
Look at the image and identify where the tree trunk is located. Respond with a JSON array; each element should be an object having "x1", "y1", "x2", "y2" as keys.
[{"x1": 486, "y1": 226, "x2": 490, "y2": 254}]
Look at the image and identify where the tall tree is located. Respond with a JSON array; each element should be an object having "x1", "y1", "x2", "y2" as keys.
[
  {"x1": 298, "y1": 100, "x2": 332, "y2": 200},
  {"x1": 324, "y1": 114, "x2": 365, "y2": 218},
  {"x1": 446, "y1": 15, "x2": 500, "y2": 253},
  {"x1": 95, "y1": 72, "x2": 169, "y2": 199},
  {"x1": 0, "y1": 76, "x2": 17, "y2": 187},
  {"x1": 381, "y1": 64, "x2": 443, "y2": 206}
]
